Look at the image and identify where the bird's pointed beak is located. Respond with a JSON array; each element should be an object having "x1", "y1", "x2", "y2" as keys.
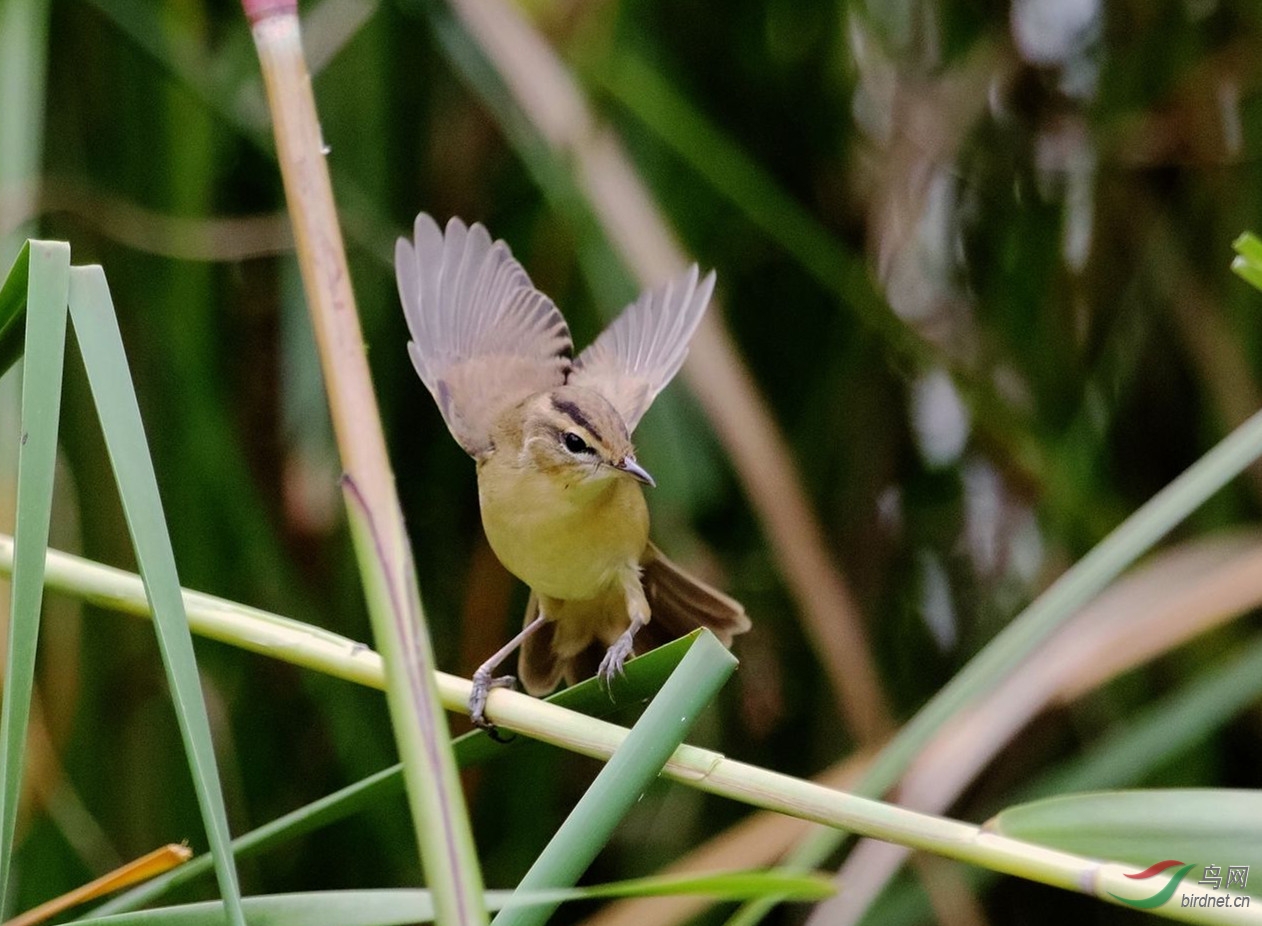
[{"x1": 617, "y1": 456, "x2": 656, "y2": 487}]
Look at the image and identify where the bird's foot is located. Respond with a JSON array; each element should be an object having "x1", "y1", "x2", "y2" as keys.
[
  {"x1": 469, "y1": 667, "x2": 517, "y2": 736},
  {"x1": 597, "y1": 630, "x2": 637, "y2": 691}
]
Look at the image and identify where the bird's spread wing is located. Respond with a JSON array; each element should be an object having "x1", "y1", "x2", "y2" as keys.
[
  {"x1": 396, "y1": 214, "x2": 573, "y2": 458},
  {"x1": 568, "y1": 265, "x2": 715, "y2": 433}
]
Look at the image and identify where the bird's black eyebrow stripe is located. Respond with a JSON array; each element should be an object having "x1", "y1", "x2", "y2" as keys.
[{"x1": 551, "y1": 396, "x2": 603, "y2": 444}]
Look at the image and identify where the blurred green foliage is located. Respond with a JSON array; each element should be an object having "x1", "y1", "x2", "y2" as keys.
[{"x1": 4, "y1": 0, "x2": 1262, "y2": 923}]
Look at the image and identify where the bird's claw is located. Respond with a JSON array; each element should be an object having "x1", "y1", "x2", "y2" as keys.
[
  {"x1": 597, "y1": 632, "x2": 636, "y2": 691},
  {"x1": 469, "y1": 669, "x2": 517, "y2": 735}
]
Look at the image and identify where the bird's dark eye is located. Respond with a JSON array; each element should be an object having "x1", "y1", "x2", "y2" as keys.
[{"x1": 563, "y1": 431, "x2": 593, "y2": 454}]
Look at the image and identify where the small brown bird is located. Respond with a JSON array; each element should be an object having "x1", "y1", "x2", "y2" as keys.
[{"x1": 396, "y1": 214, "x2": 749, "y2": 728}]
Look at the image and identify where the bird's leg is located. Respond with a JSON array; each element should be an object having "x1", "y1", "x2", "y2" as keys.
[
  {"x1": 597, "y1": 617, "x2": 643, "y2": 690},
  {"x1": 470, "y1": 612, "x2": 549, "y2": 732},
  {"x1": 598, "y1": 571, "x2": 650, "y2": 688}
]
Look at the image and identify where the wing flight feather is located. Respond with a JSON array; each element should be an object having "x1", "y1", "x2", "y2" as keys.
[
  {"x1": 568, "y1": 265, "x2": 715, "y2": 432},
  {"x1": 396, "y1": 214, "x2": 572, "y2": 458}
]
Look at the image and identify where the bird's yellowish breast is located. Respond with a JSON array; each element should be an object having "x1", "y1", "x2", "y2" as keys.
[{"x1": 476, "y1": 458, "x2": 649, "y2": 602}]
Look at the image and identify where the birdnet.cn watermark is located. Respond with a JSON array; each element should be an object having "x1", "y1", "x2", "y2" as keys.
[{"x1": 1109, "y1": 859, "x2": 1251, "y2": 910}]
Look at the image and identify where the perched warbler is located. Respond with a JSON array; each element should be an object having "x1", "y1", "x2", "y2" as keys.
[{"x1": 396, "y1": 214, "x2": 749, "y2": 729}]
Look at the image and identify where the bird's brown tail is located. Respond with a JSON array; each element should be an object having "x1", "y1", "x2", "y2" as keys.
[{"x1": 517, "y1": 542, "x2": 749, "y2": 695}]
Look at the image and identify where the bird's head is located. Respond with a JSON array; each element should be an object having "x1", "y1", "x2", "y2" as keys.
[{"x1": 515, "y1": 385, "x2": 655, "y2": 488}]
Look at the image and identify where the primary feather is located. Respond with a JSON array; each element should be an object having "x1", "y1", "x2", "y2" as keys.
[
  {"x1": 396, "y1": 214, "x2": 573, "y2": 458},
  {"x1": 568, "y1": 264, "x2": 716, "y2": 432}
]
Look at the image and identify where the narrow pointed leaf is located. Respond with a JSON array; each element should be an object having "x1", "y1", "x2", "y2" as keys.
[
  {"x1": 492, "y1": 631, "x2": 738, "y2": 926},
  {"x1": 66, "y1": 266, "x2": 245, "y2": 926},
  {"x1": 0, "y1": 239, "x2": 68, "y2": 906}
]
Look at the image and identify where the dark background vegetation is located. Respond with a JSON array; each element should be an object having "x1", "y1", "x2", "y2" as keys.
[{"x1": 3, "y1": 0, "x2": 1262, "y2": 923}]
